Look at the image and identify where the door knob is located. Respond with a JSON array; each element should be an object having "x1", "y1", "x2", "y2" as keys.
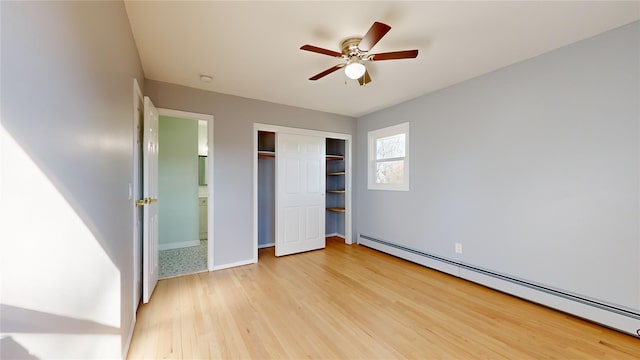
[{"x1": 135, "y1": 197, "x2": 159, "y2": 207}]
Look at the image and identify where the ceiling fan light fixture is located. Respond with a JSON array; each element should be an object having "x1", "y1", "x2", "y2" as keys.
[{"x1": 344, "y1": 59, "x2": 366, "y2": 80}]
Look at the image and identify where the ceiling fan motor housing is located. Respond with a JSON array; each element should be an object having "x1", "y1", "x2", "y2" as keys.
[{"x1": 341, "y1": 38, "x2": 364, "y2": 59}]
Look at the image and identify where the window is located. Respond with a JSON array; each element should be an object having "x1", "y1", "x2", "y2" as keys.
[{"x1": 368, "y1": 122, "x2": 409, "y2": 191}]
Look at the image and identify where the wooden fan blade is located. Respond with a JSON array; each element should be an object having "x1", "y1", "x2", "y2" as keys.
[
  {"x1": 370, "y1": 49, "x2": 419, "y2": 61},
  {"x1": 358, "y1": 22, "x2": 391, "y2": 52},
  {"x1": 300, "y1": 45, "x2": 342, "y2": 58},
  {"x1": 309, "y1": 64, "x2": 344, "y2": 81},
  {"x1": 358, "y1": 69, "x2": 372, "y2": 86}
]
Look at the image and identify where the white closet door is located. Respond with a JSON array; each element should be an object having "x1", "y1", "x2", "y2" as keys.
[{"x1": 275, "y1": 133, "x2": 326, "y2": 256}]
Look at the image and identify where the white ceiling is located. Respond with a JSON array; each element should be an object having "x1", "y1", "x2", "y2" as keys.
[{"x1": 124, "y1": 1, "x2": 639, "y2": 118}]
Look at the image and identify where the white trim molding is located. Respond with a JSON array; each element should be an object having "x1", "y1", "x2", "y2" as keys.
[
  {"x1": 325, "y1": 233, "x2": 346, "y2": 240},
  {"x1": 129, "y1": 78, "x2": 143, "y2": 352},
  {"x1": 211, "y1": 259, "x2": 257, "y2": 271}
]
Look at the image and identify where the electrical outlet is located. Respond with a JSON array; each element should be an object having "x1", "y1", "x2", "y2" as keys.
[{"x1": 455, "y1": 243, "x2": 463, "y2": 254}]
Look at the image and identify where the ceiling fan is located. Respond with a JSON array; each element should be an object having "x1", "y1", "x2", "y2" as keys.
[{"x1": 300, "y1": 21, "x2": 418, "y2": 86}]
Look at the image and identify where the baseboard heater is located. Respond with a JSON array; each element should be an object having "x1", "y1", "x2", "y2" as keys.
[{"x1": 358, "y1": 234, "x2": 640, "y2": 337}]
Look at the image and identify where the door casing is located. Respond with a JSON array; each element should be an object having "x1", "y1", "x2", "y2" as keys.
[{"x1": 132, "y1": 79, "x2": 143, "y2": 314}]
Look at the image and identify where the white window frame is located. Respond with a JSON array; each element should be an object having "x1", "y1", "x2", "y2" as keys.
[{"x1": 368, "y1": 122, "x2": 410, "y2": 191}]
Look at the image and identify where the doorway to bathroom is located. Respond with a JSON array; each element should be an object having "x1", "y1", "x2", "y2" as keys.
[{"x1": 157, "y1": 109, "x2": 213, "y2": 278}]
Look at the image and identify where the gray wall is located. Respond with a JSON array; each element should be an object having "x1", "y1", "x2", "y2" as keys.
[
  {"x1": 145, "y1": 80, "x2": 356, "y2": 266},
  {"x1": 158, "y1": 116, "x2": 199, "y2": 247},
  {"x1": 356, "y1": 21, "x2": 640, "y2": 311},
  {"x1": 1, "y1": 1, "x2": 143, "y2": 358},
  {"x1": 258, "y1": 158, "x2": 275, "y2": 246}
]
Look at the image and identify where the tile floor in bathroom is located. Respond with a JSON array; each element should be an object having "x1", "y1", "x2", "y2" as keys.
[{"x1": 159, "y1": 239, "x2": 207, "y2": 279}]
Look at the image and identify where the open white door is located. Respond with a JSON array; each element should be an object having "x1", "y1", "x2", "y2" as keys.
[
  {"x1": 275, "y1": 133, "x2": 325, "y2": 256},
  {"x1": 142, "y1": 96, "x2": 159, "y2": 303}
]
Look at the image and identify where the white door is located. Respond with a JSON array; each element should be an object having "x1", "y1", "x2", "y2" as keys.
[
  {"x1": 275, "y1": 133, "x2": 325, "y2": 256},
  {"x1": 142, "y1": 96, "x2": 159, "y2": 303}
]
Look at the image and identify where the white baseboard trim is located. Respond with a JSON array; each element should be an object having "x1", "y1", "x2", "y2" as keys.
[
  {"x1": 158, "y1": 240, "x2": 200, "y2": 251},
  {"x1": 122, "y1": 314, "x2": 136, "y2": 359},
  {"x1": 359, "y1": 234, "x2": 640, "y2": 337},
  {"x1": 326, "y1": 233, "x2": 345, "y2": 239},
  {"x1": 211, "y1": 258, "x2": 256, "y2": 271}
]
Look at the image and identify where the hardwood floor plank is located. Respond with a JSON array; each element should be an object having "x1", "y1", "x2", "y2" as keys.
[{"x1": 128, "y1": 237, "x2": 640, "y2": 359}]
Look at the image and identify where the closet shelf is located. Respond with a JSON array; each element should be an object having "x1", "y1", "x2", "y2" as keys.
[
  {"x1": 327, "y1": 171, "x2": 346, "y2": 176},
  {"x1": 326, "y1": 155, "x2": 344, "y2": 161},
  {"x1": 258, "y1": 151, "x2": 275, "y2": 158},
  {"x1": 327, "y1": 189, "x2": 345, "y2": 194},
  {"x1": 326, "y1": 207, "x2": 345, "y2": 213}
]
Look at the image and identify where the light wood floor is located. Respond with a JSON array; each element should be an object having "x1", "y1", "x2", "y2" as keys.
[{"x1": 128, "y1": 237, "x2": 639, "y2": 359}]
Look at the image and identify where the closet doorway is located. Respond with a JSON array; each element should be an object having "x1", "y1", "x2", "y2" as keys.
[{"x1": 253, "y1": 124, "x2": 352, "y2": 261}]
